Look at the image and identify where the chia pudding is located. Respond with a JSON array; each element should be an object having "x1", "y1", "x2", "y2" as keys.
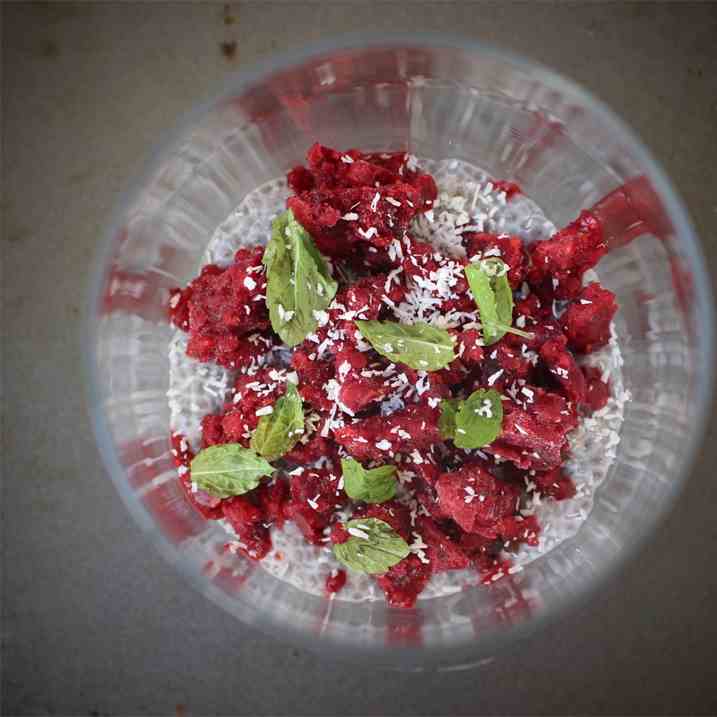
[{"x1": 167, "y1": 144, "x2": 628, "y2": 607}]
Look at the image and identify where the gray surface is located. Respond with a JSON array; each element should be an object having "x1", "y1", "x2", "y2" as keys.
[{"x1": 3, "y1": 2, "x2": 717, "y2": 715}]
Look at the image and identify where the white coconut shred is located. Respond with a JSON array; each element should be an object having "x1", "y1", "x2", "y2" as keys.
[{"x1": 167, "y1": 157, "x2": 628, "y2": 603}]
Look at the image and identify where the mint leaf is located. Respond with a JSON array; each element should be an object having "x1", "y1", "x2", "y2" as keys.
[
  {"x1": 354, "y1": 319, "x2": 456, "y2": 371},
  {"x1": 341, "y1": 457, "x2": 397, "y2": 504},
  {"x1": 464, "y1": 260, "x2": 532, "y2": 345},
  {"x1": 250, "y1": 383, "x2": 304, "y2": 461},
  {"x1": 439, "y1": 398, "x2": 461, "y2": 440},
  {"x1": 190, "y1": 444, "x2": 274, "y2": 499},
  {"x1": 465, "y1": 262, "x2": 502, "y2": 345},
  {"x1": 494, "y1": 269, "x2": 514, "y2": 328},
  {"x1": 333, "y1": 518, "x2": 410, "y2": 574},
  {"x1": 454, "y1": 388, "x2": 504, "y2": 449},
  {"x1": 263, "y1": 209, "x2": 338, "y2": 347}
]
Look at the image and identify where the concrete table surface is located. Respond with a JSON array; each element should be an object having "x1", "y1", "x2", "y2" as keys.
[{"x1": 3, "y1": 2, "x2": 717, "y2": 715}]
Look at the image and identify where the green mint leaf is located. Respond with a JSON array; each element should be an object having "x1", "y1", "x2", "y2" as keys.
[
  {"x1": 263, "y1": 209, "x2": 338, "y2": 347},
  {"x1": 454, "y1": 388, "x2": 504, "y2": 449},
  {"x1": 190, "y1": 444, "x2": 274, "y2": 499},
  {"x1": 464, "y1": 261, "x2": 504, "y2": 345},
  {"x1": 341, "y1": 457, "x2": 397, "y2": 504},
  {"x1": 250, "y1": 383, "x2": 304, "y2": 461},
  {"x1": 333, "y1": 518, "x2": 410, "y2": 574},
  {"x1": 354, "y1": 319, "x2": 456, "y2": 371},
  {"x1": 439, "y1": 398, "x2": 462, "y2": 440},
  {"x1": 494, "y1": 269, "x2": 514, "y2": 328},
  {"x1": 464, "y1": 259, "x2": 533, "y2": 345}
]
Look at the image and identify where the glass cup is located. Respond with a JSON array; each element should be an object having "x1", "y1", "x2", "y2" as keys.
[{"x1": 86, "y1": 36, "x2": 714, "y2": 669}]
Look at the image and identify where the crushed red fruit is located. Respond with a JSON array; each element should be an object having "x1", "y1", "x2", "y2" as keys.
[
  {"x1": 169, "y1": 248, "x2": 272, "y2": 369},
  {"x1": 561, "y1": 282, "x2": 618, "y2": 354},
  {"x1": 222, "y1": 495, "x2": 272, "y2": 561},
  {"x1": 285, "y1": 467, "x2": 347, "y2": 545},
  {"x1": 325, "y1": 569, "x2": 347, "y2": 595},
  {"x1": 169, "y1": 144, "x2": 622, "y2": 608},
  {"x1": 465, "y1": 232, "x2": 528, "y2": 289},
  {"x1": 582, "y1": 366, "x2": 611, "y2": 414},
  {"x1": 528, "y1": 211, "x2": 607, "y2": 301},
  {"x1": 376, "y1": 554, "x2": 433, "y2": 608},
  {"x1": 532, "y1": 468, "x2": 576, "y2": 501},
  {"x1": 436, "y1": 464, "x2": 520, "y2": 537},
  {"x1": 333, "y1": 405, "x2": 442, "y2": 462}
]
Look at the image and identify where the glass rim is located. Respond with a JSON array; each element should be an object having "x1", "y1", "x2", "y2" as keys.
[{"x1": 84, "y1": 32, "x2": 715, "y2": 667}]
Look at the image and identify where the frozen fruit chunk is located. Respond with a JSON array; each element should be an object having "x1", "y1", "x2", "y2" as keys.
[
  {"x1": 413, "y1": 473, "x2": 449, "y2": 521},
  {"x1": 532, "y1": 467, "x2": 576, "y2": 501},
  {"x1": 528, "y1": 211, "x2": 607, "y2": 300},
  {"x1": 408, "y1": 171, "x2": 439, "y2": 207},
  {"x1": 521, "y1": 385, "x2": 579, "y2": 434},
  {"x1": 479, "y1": 339, "x2": 536, "y2": 391},
  {"x1": 404, "y1": 458, "x2": 447, "y2": 519},
  {"x1": 402, "y1": 240, "x2": 474, "y2": 315},
  {"x1": 503, "y1": 383, "x2": 577, "y2": 429},
  {"x1": 485, "y1": 405, "x2": 568, "y2": 471},
  {"x1": 505, "y1": 317, "x2": 564, "y2": 356},
  {"x1": 514, "y1": 293, "x2": 551, "y2": 322},
  {"x1": 291, "y1": 349, "x2": 335, "y2": 412},
  {"x1": 201, "y1": 414, "x2": 226, "y2": 448},
  {"x1": 190, "y1": 331, "x2": 276, "y2": 375},
  {"x1": 284, "y1": 431, "x2": 336, "y2": 465},
  {"x1": 464, "y1": 232, "x2": 528, "y2": 288},
  {"x1": 457, "y1": 328, "x2": 485, "y2": 366},
  {"x1": 219, "y1": 367, "x2": 292, "y2": 444},
  {"x1": 539, "y1": 336, "x2": 587, "y2": 405},
  {"x1": 414, "y1": 516, "x2": 471, "y2": 572},
  {"x1": 479, "y1": 558, "x2": 515, "y2": 585},
  {"x1": 410, "y1": 457, "x2": 441, "y2": 486},
  {"x1": 561, "y1": 282, "x2": 618, "y2": 353},
  {"x1": 201, "y1": 365, "x2": 297, "y2": 450},
  {"x1": 291, "y1": 144, "x2": 437, "y2": 201},
  {"x1": 171, "y1": 432, "x2": 194, "y2": 469},
  {"x1": 341, "y1": 184, "x2": 424, "y2": 247},
  {"x1": 434, "y1": 357, "x2": 469, "y2": 389},
  {"x1": 287, "y1": 182, "x2": 425, "y2": 260},
  {"x1": 284, "y1": 466, "x2": 346, "y2": 545},
  {"x1": 336, "y1": 348, "x2": 392, "y2": 414},
  {"x1": 582, "y1": 366, "x2": 611, "y2": 413},
  {"x1": 325, "y1": 569, "x2": 347, "y2": 595},
  {"x1": 305, "y1": 274, "x2": 400, "y2": 354},
  {"x1": 222, "y1": 495, "x2": 272, "y2": 561},
  {"x1": 168, "y1": 286, "x2": 192, "y2": 331},
  {"x1": 171, "y1": 247, "x2": 270, "y2": 368},
  {"x1": 330, "y1": 521, "x2": 350, "y2": 545},
  {"x1": 286, "y1": 165, "x2": 315, "y2": 194},
  {"x1": 338, "y1": 374, "x2": 389, "y2": 414},
  {"x1": 333, "y1": 405, "x2": 442, "y2": 462},
  {"x1": 400, "y1": 367, "x2": 452, "y2": 405},
  {"x1": 338, "y1": 274, "x2": 394, "y2": 320},
  {"x1": 435, "y1": 464, "x2": 520, "y2": 536},
  {"x1": 255, "y1": 478, "x2": 290, "y2": 529},
  {"x1": 285, "y1": 190, "x2": 344, "y2": 256},
  {"x1": 376, "y1": 554, "x2": 432, "y2": 608},
  {"x1": 458, "y1": 532, "x2": 502, "y2": 572},
  {"x1": 497, "y1": 514, "x2": 541, "y2": 547},
  {"x1": 304, "y1": 144, "x2": 394, "y2": 189},
  {"x1": 334, "y1": 343, "x2": 368, "y2": 373}
]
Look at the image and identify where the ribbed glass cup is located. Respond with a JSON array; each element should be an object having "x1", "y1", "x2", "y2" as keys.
[{"x1": 87, "y1": 36, "x2": 713, "y2": 669}]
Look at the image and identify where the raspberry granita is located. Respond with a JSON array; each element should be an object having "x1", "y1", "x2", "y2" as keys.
[{"x1": 167, "y1": 146, "x2": 629, "y2": 607}]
